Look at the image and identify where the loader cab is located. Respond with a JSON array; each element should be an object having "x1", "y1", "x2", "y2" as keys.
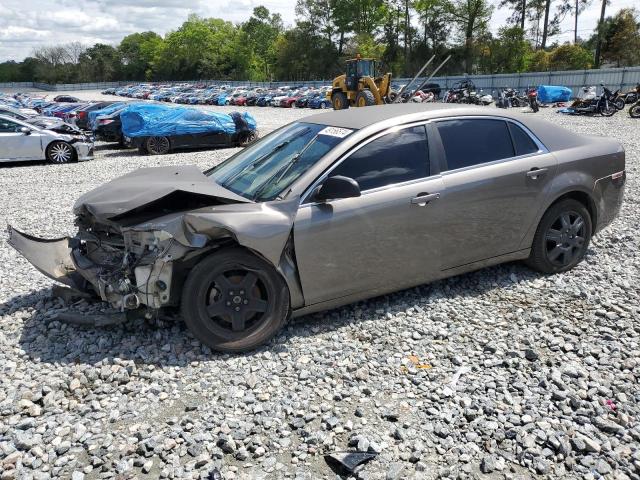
[{"x1": 345, "y1": 58, "x2": 376, "y2": 91}]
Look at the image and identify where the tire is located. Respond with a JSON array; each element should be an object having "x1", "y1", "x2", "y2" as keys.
[
  {"x1": 238, "y1": 130, "x2": 258, "y2": 147},
  {"x1": 145, "y1": 136, "x2": 171, "y2": 155},
  {"x1": 598, "y1": 102, "x2": 617, "y2": 117},
  {"x1": 180, "y1": 248, "x2": 290, "y2": 353},
  {"x1": 355, "y1": 90, "x2": 376, "y2": 107},
  {"x1": 320, "y1": 102, "x2": 328, "y2": 109},
  {"x1": 614, "y1": 97, "x2": 625, "y2": 110},
  {"x1": 629, "y1": 104, "x2": 640, "y2": 118},
  {"x1": 46, "y1": 141, "x2": 75, "y2": 164},
  {"x1": 331, "y1": 91, "x2": 349, "y2": 110},
  {"x1": 526, "y1": 199, "x2": 592, "y2": 274}
]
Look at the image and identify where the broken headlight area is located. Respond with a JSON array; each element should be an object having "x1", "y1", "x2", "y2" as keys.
[{"x1": 72, "y1": 218, "x2": 192, "y2": 311}]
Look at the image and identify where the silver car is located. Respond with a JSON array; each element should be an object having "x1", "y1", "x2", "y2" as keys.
[
  {"x1": 9, "y1": 104, "x2": 625, "y2": 352},
  {"x1": 0, "y1": 114, "x2": 93, "y2": 163}
]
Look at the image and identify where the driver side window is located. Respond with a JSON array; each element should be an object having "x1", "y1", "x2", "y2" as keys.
[
  {"x1": 328, "y1": 125, "x2": 429, "y2": 192},
  {"x1": 0, "y1": 119, "x2": 20, "y2": 133}
]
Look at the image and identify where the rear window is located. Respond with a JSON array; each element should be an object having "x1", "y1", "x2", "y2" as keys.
[
  {"x1": 436, "y1": 119, "x2": 514, "y2": 171},
  {"x1": 508, "y1": 122, "x2": 540, "y2": 156}
]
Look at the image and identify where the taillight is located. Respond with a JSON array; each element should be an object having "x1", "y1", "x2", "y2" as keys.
[{"x1": 79, "y1": 112, "x2": 87, "y2": 119}]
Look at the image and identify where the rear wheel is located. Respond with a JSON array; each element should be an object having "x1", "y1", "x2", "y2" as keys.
[
  {"x1": 629, "y1": 104, "x2": 640, "y2": 118},
  {"x1": 145, "y1": 136, "x2": 170, "y2": 155},
  {"x1": 331, "y1": 91, "x2": 349, "y2": 110},
  {"x1": 46, "y1": 141, "x2": 75, "y2": 164},
  {"x1": 181, "y1": 249, "x2": 290, "y2": 352},
  {"x1": 526, "y1": 199, "x2": 592, "y2": 274},
  {"x1": 355, "y1": 90, "x2": 376, "y2": 107},
  {"x1": 613, "y1": 97, "x2": 625, "y2": 110},
  {"x1": 598, "y1": 102, "x2": 617, "y2": 117}
]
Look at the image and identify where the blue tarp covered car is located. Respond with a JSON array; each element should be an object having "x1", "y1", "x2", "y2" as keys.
[
  {"x1": 119, "y1": 103, "x2": 258, "y2": 155},
  {"x1": 537, "y1": 85, "x2": 572, "y2": 103}
]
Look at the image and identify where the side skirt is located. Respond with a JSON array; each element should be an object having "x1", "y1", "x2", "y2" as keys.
[{"x1": 291, "y1": 249, "x2": 531, "y2": 319}]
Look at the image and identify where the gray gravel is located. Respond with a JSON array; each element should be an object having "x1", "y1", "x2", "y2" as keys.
[{"x1": 1, "y1": 93, "x2": 639, "y2": 479}]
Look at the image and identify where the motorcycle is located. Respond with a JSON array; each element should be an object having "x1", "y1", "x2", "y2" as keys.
[
  {"x1": 496, "y1": 88, "x2": 526, "y2": 108},
  {"x1": 630, "y1": 98, "x2": 640, "y2": 118},
  {"x1": 527, "y1": 87, "x2": 540, "y2": 112},
  {"x1": 569, "y1": 84, "x2": 619, "y2": 117},
  {"x1": 410, "y1": 90, "x2": 436, "y2": 103},
  {"x1": 615, "y1": 84, "x2": 640, "y2": 109}
]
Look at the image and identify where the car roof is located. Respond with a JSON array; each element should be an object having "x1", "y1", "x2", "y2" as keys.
[
  {"x1": 302, "y1": 103, "x2": 508, "y2": 129},
  {"x1": 302, "y1": 103, "x2": 586, "y2": 152}
]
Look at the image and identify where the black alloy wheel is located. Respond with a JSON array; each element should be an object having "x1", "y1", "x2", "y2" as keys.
[
  {"x1": 526, "y1": 199, "x2": 592, "y2": 274},
  {"x1": 181, "y1": 249, "x2": 290, "y2": 352},
  {"x1": 146, "y1": 136, "x2": 171, "y2": 155},
  {"x1": 544, "y1": 212, "x2": 587, "y2": 267}
]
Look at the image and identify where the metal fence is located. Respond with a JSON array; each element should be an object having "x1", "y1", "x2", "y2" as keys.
[{"x1": 2, "y1": 66, "x2": 639, "y2": 96}]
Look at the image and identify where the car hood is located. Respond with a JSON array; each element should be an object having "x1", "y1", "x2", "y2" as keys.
[{"x1": 73, "y1": 165, "x2": 251, "y2": 223}]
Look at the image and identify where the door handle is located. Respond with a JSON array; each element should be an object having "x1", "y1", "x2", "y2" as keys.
[
  {"x1": 411, "y1": 193, "x2": 440, "y2": 205},
  {"x1": 526, "y1": 168, "x2": 548, "y2": 179}
]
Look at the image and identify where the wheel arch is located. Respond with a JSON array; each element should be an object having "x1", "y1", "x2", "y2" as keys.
[
  {"x1": 548, "y1": 190, "x2": 597, "y2": 227},
  {"x1": 177, "y1": 236, "x2": 304, "y2": 312}
]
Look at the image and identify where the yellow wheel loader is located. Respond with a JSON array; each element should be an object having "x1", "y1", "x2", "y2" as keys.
[{"x1": 329, "y1": 56, "x2": 392, "y2": 110}]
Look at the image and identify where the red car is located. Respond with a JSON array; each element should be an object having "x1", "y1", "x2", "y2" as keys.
[{"x1": 279, "y1": 95, "x2": 301, "y2": 108}]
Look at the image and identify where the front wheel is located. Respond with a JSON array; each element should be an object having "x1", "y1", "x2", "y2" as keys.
[
  {"x1": 526, "y1": 199, "x2": 592, "y2": 274},
  {"x1": 629, "y1": 103, "x2": 640, "y2": 118},
  {"x1": 181, "y1": 249, "x2": 290, "y2": 352},
  {"x1": 145, "y1": 136, "x2": 170, "y2": 155},
  {"x1": 331, "y1": 91, "x2": 349, "y2": 110},
  {"x1": 46, "y1": 141, "x2": 75, "y2": 164}
]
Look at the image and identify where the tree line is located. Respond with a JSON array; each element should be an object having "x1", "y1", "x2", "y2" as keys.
[{"x1": 0, "y1": 2, "x2": 638, "y2": 84}]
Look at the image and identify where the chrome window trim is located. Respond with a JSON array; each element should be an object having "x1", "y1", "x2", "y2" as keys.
[
  {"x1": 300, "y1": 120, "x2": 432, "y2": 205},
  {"x1": 432, "y1": 115, "x2": 550, "y2": 176}
]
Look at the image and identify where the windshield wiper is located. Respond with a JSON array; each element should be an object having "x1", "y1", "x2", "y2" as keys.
[
  {"x1": 221, "y1": 127, "x2": 311, "y2": 187},
  {"x1": 252, "y1": 134, "x2": 319, "y2": 201}
]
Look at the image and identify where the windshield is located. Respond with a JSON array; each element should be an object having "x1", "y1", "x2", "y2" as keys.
[{"x1": 207, "y1": 122, "x2": 354, "y2": 201}]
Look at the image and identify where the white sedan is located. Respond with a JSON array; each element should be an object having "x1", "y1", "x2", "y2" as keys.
[{"x1": 0, "y1": 115, "x2": 94, "y2": 164}]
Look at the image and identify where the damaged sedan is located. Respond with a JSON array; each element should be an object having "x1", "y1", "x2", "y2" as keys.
[
  {"x1": 0, "y1": 114, "x2": 93, "y2": 163},
  {"x1": 9, "y1": 104, "x2": 625, "y2": 352}
]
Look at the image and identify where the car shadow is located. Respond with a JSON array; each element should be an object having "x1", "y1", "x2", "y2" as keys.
[
  {"x1": 0, "y1": 159, "x2": 49, "y2": 168},
  {"x1": 12, "y1": 253, "x2": 593, "y2": 368}
]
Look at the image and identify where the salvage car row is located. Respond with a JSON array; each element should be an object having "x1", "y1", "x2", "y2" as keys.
[
  {"x1": 103, "y1": 83, "x2": 337, "y2": 109},
  {"x1": 0, "y1": 92, "x2": 258, "y2": 162}
]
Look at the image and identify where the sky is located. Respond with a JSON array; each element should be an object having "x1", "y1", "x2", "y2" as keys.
[{"x1": 0, "y1": 0, "x2": 637, "y2": 62}]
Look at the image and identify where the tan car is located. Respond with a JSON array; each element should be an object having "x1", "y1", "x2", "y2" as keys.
[{"x1": 9, "y1": 104, "x2": 625, "y2": 352}]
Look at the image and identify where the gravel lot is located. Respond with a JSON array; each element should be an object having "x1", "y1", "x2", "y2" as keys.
[{"x1": 1, "y1": 92, "x2": 638, "y2": 480}]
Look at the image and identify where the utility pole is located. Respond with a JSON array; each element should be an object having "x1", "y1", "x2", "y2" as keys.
[
  {"x1": 594, "y1": 0, "x2": 607, "y2": 67},
  {"x1": 574, "y1": 0, "x2": 579, "y2": 43}
]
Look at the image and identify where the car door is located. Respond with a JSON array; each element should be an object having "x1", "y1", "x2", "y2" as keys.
[
  {"x1": 0, "y1": 118, "x2": 43, "y2": 161},
  {"x1": 293, "y1": 124, "x2": 446, "y2": 306},
  {"x1": 432, "y1": 117, "x2": 558, "y2": 269}
]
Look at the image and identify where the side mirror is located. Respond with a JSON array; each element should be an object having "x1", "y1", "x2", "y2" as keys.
[
  {"x1": 20, "y1": 127, "x2": 31, "y2": 135},
  {"x1": 315, "y1": 176, "x2": 361, "y2": 202}
]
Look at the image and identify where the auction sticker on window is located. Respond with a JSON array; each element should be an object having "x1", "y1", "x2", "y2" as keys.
[{"x1": 318, "y1": 126, "x2": 353, "y2": 138}]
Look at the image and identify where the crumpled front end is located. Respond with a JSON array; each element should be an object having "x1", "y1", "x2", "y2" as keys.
[
  {"x1": 8, "y1": 192, "x2": 303, "y2": 313},
  {"x1": 8, "y1": 221, "x2": 188, "y2": 311}
]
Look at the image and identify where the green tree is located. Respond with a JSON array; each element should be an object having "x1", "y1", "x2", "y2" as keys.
[
  {"x1": 445, "y1": 0, "x2": 493, "y2": 73},
  {"x1": 119, "y1": 32, "x2": 164, "y2": 80},
  {"x1": 547, "y1": 43, "x2": 592, "y2": 69},
  {"x1": 78, "y1": 44, "x2": 122, "y2": 82},
  {"x1": 242, "y1": 6, "x2": 283, "y2": 80},
  {"x1": 599, "y1": 8, "x2": 640, "y2": 67},
  {"x1": 478, "y1": 26, "x2": 531, "y2": 73},
  {"x1": 161, "y1": 15, "x2": 251, "y2": 80}
]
